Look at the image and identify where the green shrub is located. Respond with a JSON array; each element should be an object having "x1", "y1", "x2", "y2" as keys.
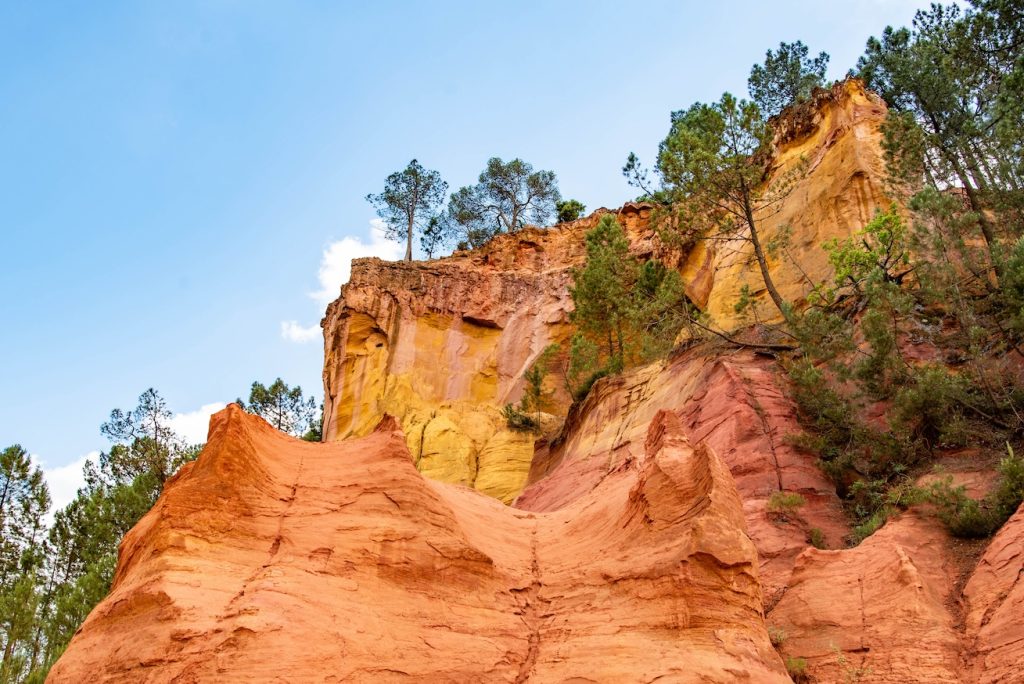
[
  {"x1": 925, "y1": 446, "x2": 1024, "y2": 538},
  {"x1": 891, "y1": 365, "x2": 971, "y2": 451},
  {"x1": 808, "y1": 527, "x2": 827, "y2": 549},
  {"x1": 768, "y1": 625, "x2": 788, "y2": 647},
  {"x1": 767, "y1": 491, "x2": 806, "y2": 515},
  {"x1": 785, "y1": 656, "x2": 809, "y2": 682},
  {"x1": 555, "y1": 199, "x2": 586, "y2": 223},
  {"x1": 991, "y1": 445, "x2": 1024, "y2": 521},
  {"x1": 501, "y1": 404, "x2": 539, "y2": 433}
]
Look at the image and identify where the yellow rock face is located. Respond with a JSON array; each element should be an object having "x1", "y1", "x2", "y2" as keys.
[
  {"x1": 321, "y1": 80, "x2": 890, "y2": 503},
  {"x1": 691, "y1": 79, "x2": 891, "y2": 327}
]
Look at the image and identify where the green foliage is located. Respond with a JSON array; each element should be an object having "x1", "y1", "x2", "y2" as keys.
[
  {"x1": 555, "y1": 199, "x2": 586, "y2": 223},
  {"x1": 502, "y1": 345, "x2": 559, "y2": 433},
  {"x1": 808, "y1": 527, "x2": 827, "y2": 549},
  {"x1": 0, "y1": 445, "x2": 50, "y2": 683},
  {"x1": 821, "y1": 205, "x2": 910, "y2": 300},
  {"x1": 748, "y1": 40, "x2": 830, "y2": 116},
  {"x1": 447, "y1": 157, "x2": 561, "y2": 247},
  {"x1": 238, "y1": 378, "x2": 318, "y2": 437},
  {"x1": 566, "y1": 215, "x2": 691, "y2": 399},
  {"x1": 301, "y1": 403, "x2": 323, "y2": 443},
  {"x1": 857, "y1": 2, "x2": 1023, "y2": 274},
  {"x1": 785, "y1": 656, "x2": 809, "y2": 682},
  {"x1": 419, "y1": 216, "x2": 447, "y2": 259},
  {"x1": 926, "y1": 446, "x2": 1024, "y2": 537},
  {"x1": 366, "y1": 159, "x2": 449, "y2": 261},
  {"x1": 767, "y1": 491, "x2": 806, "y2": 516},
  {"x1": 768, "y1": 625, "x2": 788, "y2": 647},
  {"x1": 501, "y1": 404, "x2": 539, "y2": 433},
  {"x1": 848, "y1": 478, "x2": 925, "y2": 544},
  {"x1": 653, "y1": 91, "x2": 800, "y2": 318},
  {"x1": 890, "y1": 365, "x2": 972, "y2": 450}
]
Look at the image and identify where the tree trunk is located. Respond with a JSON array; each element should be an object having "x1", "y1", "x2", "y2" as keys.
[
  {"x1": 405, "y1": 215, "x2": 414, "y2": 262},
  {"x1": 740, "y1": 183, "x2": 790, "y2": 321}
]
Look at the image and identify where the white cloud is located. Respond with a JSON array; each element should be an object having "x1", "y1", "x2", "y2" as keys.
[
  {"x1": 168, "y1": 402, "x2": 227, "y2": 445},
  {"x1": 280, "y1": 320, "x2": 321, "y2": 343},
  {"x1": 309, "y1": 218, "x2": 402, "y2": 304}
]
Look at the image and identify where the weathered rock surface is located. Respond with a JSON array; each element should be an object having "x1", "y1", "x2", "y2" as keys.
[
  {"x1": 962, "y1": 502, "x2": 1024, "y2": 684},
  {"x1": 768, "y1": 511, "x2": 963, "y2": 683},
  {"x1": 517, "y1": 347, "x2": 850, "y2": 597},
  {"x1": 320, "y1": 203, "x2": 657, "y2": 503},
  {"x1": 50, "y1": 405, "x2": 789, "y2": 682}
]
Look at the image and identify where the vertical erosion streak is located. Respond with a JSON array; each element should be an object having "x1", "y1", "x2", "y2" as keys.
[
  {"x1": 514, "y1": 519, "x2": 543, "y2": 683},
  {"x1": 222, "y1": 446, "x2": 307, "y2": 614},
  {"x1": 737, "y1": 368, "x2": 784, "y2": 491}
]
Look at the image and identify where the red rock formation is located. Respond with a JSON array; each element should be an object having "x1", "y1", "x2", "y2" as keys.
[
  {"x1": 50, "y1": 405, "x2": 789, "y2": 682},
  {"x1": 962, "y1": 503, "x2": 1024, "y2": 684},
  {"x1": 517, "y1": 348, "x2": 850, "y2": 597},
  {"x1": 320, "y1": 80, "x2": 892, "y2": 508},
  {"x1": 768, "y1": 511, "x2": 963, "y2": 683}
]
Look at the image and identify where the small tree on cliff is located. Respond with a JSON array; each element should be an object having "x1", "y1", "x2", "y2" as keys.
[
  {"x1": 655, "y1": 92, "x2": 800, "y2": 321},
  {"x1": 446, "y1": 157, "x2": 561, "y2": 248},
  {"x1": 366, "y1": 160, "x2": 448, "y2": 261},
  {"x1": 748, "y1": 41, "x2": 830, "y2": 117},
  {"x1": 556, "y1": 199, "x2": 586, "y2": 223},
  {"x1": 237, "y1": 378, "x2": 317, "y2": 437}
]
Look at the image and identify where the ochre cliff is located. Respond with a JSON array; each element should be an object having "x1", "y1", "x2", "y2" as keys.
[
  {"x1": 320, "y1": 203, "x2": 658, "y2": 502},
  {"x1": 50, "y1": 405, "x2": 790, "y2": 682},
  {"x1": 321, "y1": 79, "x2": 891, "y2": 504},
  {"x1": 50, "y1": 80, "x2": 1024, "y2": 682}
]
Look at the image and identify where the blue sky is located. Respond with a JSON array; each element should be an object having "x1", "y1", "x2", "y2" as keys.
[{"x1": 1, "y1": 0, "x2": 933, "y2": 508}]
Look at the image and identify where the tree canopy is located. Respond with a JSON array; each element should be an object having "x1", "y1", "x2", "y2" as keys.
[
  {"x1": 747, "y1": 40, "x2": 830, "y2": 117},
  {"x1": 237, "y1": 378, "x2": 318, "y2": 438},
  {"x1": 366, "y1": 160, "x2": 448, "y2": 261},
  {"x1": 656, "y1": 91, "x2": 798, "y2": 318},
  {"x1": 447, "y1": 157, "x2": 561, "y2": 248}
]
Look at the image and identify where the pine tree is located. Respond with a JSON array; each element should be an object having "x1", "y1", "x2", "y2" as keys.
[
  {"x1": 366, "y1": 160, "x2": 448, "y2": 262},
  {"x1": 238, "y1": 378, "x2": 317, "y2": 437},
  {"x1": 656, "y1": 92, "x2": 801, "y2": 320},
  {"x1": 0, "y1": 445, "x2": 50, "y2": 683}
]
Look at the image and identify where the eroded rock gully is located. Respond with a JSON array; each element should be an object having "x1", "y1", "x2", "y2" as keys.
[{"x1": 52, "y1": 79, "x2": 1024, "y2": 682}]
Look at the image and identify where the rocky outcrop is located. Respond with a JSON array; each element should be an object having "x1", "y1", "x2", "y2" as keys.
[
  {"x1": 50, "y1": 405, "x2": 790, "y2": 682},
  {"x1": 768, "y1": 511, "x2": 964, "y2": 683},
  {"x1": 320, "y1": 203, "x2": 658, "y2": 503},
  {"x1": 321, "y1": 80, "x2": 891, "y2": 505}
]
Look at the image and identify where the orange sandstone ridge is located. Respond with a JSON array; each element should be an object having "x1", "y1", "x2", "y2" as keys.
[{"x1": 49, "y1": 405, "x2": 789, "y2": 682}]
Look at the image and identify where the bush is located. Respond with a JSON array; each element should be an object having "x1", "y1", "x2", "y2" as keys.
[
  {"x1": 555, "y1": 199, "x2": 586, "y2": 223},
  {"x1": 785, "y1": 656, "x2": 809, "y2": 682},
  {"x1": 768, "y1": 625, "x2": 788, "y2": 647},
  {"x1": 925, "y1": 446, "x2": 1024, "y2": 538},
  {"x1": 891, "y1": 365, "x2": 971, "y2": 451},
  {"x1": 767, "y1": 491, "x2": 806, "y2": 517},
  {"x1": 501, "y1": 404, "x2": 539, "y2": 433},
  {"x1": 808, "y1": 527, "x2": 827, "y2": 549}
]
